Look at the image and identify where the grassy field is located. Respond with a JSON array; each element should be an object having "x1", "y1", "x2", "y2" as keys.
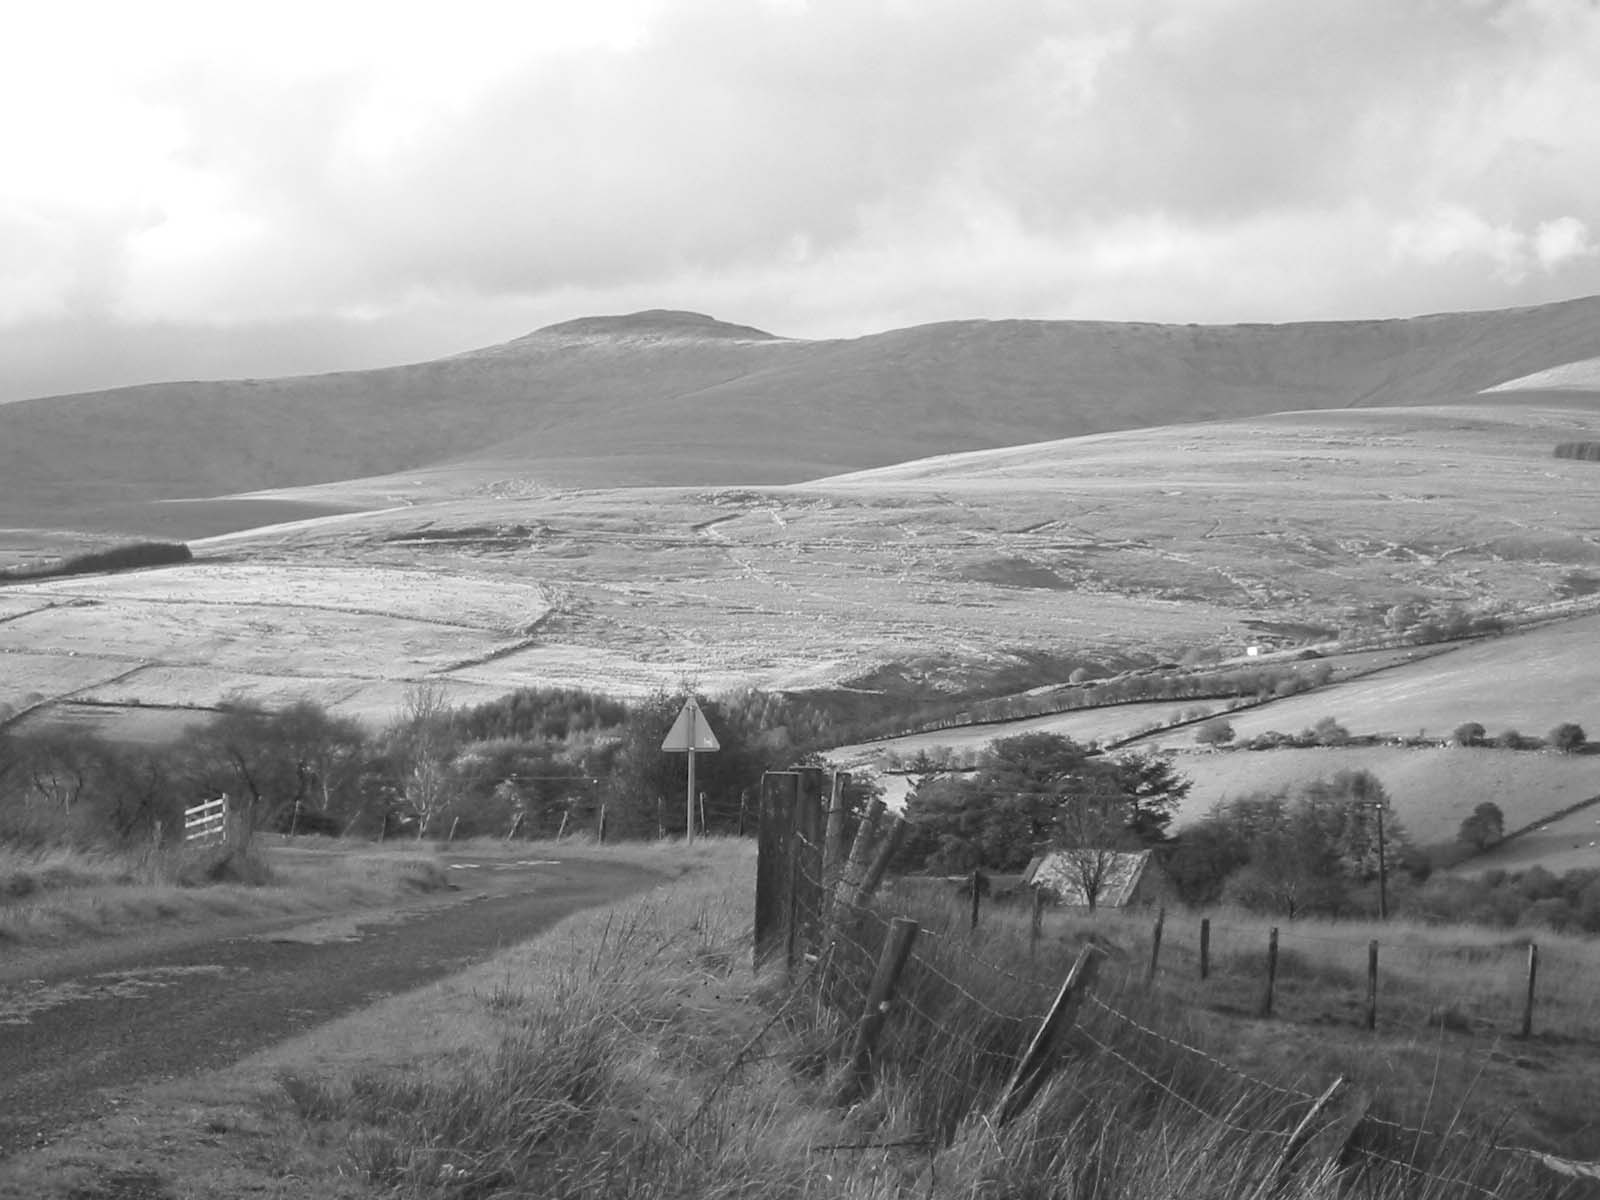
[
  {"x1": 1163, "y1": 744, "x2": 1600, "y2": 845},
  {"x1": 6, "y1": 839, "x2": 1594, "y2": 1199},
  {"x1": 0, "y1": 837, "x2": 451, "y2": 954},
  {"x1": 1133, "y1": 614, "x2": 1600, "y2": 748}
]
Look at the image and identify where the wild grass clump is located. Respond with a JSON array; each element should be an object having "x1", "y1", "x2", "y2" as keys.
[{"x1": 0, "y1": 836, "x2": 450, "y2": 947}]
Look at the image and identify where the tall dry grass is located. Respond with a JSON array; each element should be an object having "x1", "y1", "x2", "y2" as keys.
[
  {"x1": 277, "y1": 841, "x2": 1563, "y2": 1198},
  {"x1": 0, "y1": 836, "x2": 450, "y2": 947}
]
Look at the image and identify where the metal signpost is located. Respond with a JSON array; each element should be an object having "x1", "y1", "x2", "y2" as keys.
[{"x1": 661, "y1": 698, "x2": 720, "y2": 844}]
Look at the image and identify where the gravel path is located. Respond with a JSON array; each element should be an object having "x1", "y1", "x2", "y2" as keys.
[{"x1": 0, "y1": 854, "x2": 661, "y2": 1156}]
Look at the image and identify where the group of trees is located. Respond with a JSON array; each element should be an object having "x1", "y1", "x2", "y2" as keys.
[
  {"x1": 895, "y1": 734, "x2": 1190, "y2": 894},
  {"x1": 1453, "y1": 721, "x2": 1587, "y2": 752},
  {"x1": 0, "y1": 683, "x2": 864, "y2": 852},
  {"x1": 1165, "y1": 771, "x2": 1421, "y2": 916}
]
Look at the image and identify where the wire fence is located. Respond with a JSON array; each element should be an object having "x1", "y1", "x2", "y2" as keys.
[{"x1": 746, "y1": 790, "x2": 1600, "y2": 1198}]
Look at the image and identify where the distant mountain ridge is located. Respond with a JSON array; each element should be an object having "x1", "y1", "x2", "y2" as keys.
[{"x1": 5, "y1": 294, "x2": 1600, "y2": 531}]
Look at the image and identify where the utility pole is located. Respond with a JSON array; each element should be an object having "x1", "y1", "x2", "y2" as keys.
[{"x1": 1375, "y1": 802, "x2": 1388, "y2": 920}]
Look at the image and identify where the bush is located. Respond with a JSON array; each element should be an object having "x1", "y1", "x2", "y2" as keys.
[
  {"x1": 1310, "y1": 716, "x2": 1350, "y2": 747},
  {"x1": 1452, "y1": 722, "x2": 1485, "y2": 747},
  {"x1": 1493, "y1": 728, "x2": 1540, "y2": 750},
  {"x1": 1194, "y1": 717, "x2": 1235, "y2": 747}
]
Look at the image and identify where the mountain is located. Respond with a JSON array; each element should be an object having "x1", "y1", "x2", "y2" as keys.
[{"x1": 6, "y1": 296, "x2": 1600, "y2": 533}]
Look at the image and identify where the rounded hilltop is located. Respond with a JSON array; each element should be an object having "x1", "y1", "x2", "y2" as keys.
[{"x1": 531, "y1": 309, "x2": 783, "y2": 342}]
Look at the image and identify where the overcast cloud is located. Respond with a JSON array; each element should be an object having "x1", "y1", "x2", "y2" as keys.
[{"x1": 3, "y1": 0, "x2": 1599, "y2": 401}]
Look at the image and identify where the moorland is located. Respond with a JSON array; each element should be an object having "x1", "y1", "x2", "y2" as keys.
[{"x1": 6, "y1": 297, "x2": 1600, "y2": 1196}]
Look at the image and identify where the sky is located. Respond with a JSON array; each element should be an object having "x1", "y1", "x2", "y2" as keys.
[{"x1": 4, "y1": 0, "x2": 1600, "y2": 402}]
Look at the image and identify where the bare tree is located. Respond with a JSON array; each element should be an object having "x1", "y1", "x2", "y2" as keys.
[
  {"x1": 1051, "y1": 781, "x2": 1136, "y2": 912},
  {"x1": 394, "y1": 683, "x2": 455, "y2": 839}
]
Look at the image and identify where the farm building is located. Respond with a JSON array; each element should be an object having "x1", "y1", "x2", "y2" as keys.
[{"x1": 1022, "y1": 848, "x2": 1170, "y2": 909}]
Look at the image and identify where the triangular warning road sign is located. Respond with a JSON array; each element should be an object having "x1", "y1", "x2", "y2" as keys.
[{"x1": 662, "y1": 699, "x2": 720, "y2": 752}]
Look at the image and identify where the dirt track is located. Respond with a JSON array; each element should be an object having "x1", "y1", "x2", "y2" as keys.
[{"x1": 0, "y1": 854, "x2": 662, "y2": 1157}]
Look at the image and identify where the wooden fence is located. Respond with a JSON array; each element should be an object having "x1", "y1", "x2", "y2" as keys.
[{"x1": 183, "y1": 794, "x2": 229, "y2": 845}]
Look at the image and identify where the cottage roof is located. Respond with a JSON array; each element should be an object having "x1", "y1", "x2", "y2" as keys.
[{"x1": 1022, "y1": 849, "x2": 1155, "y2": 907}]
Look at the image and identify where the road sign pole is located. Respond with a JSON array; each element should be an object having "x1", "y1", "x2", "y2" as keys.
[{"x1": 686, "y1": 700, "x2": 697, "y2": 845}]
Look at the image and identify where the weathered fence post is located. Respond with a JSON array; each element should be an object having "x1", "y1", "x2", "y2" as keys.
[
  {"x1": 829, "y1": 798, "x2": 885, "y2": 926},
  {"x1": 1199, "y1": 917, "x2": 1211, "y2": 981},
  {"x1": 754, "y1": 772, "x2": 800, "y2": 971},
  {"x1": 993, "y1": 943, "x2": 1103, "y2": 1126},
  {"x1": 1260, "y1": 927, "x2": 1279, "y2": 1018},
  {"x1": 555, "y1": 810, "x2": 569, "y2": 841},
  {"x1": 785, "y1": 839, "x2": 804, "y2": 976},
  {"x1": 854, "y1": 814, "x2": 905, "y2": 909},
  {"x1": 833, "y1": 917, "x2": 920, "y2": 1105},
  {"x1": 1146, "y1": 906, "x2": 1165, "y2": 986},
  {"x1": 1365, "y1": 940, "x2": 1378, "y2": 1031},
  {"x1": 1521, "y1": 942, "x2": 1539, "y2": 1038},
  {"x1": 1030, "y1": 888, "x2": 1045, "y2": 958},
  {"x1": 656, "y1": 794, "x2": 664, "y2": 840},
  {"x1": 597, "y1": 803, "x2": 608, "y2": 845},
  {"x1": 970, "y1": 868, "x2": 982, "y2": 932},
  {"x1": 447, "y1": 816, "x2": 459, "y2": 843},
  {"x1": 823, "y1": 770, "x2": 849, "y2": 884}
]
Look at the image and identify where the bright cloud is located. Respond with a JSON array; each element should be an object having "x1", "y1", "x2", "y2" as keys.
[{"x1": 4, "y1": 0, "x2": 1600, "y2": 399}]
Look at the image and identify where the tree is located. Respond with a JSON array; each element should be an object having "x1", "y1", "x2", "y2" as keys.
[
  {"x1": 899, "y1": 734, "x2": 1188, "y2": 874},
  {"x1": 1195, "y1": 717, "x2": 1235, "y2": 747},
  {"x1": 1458, "y1": 801, "x2": 1505, "y2": 852},
  {"x1": 386, "y1": 684, "x2": 456, "y2": 839},
  {"x1": 186, "y1": 698, "x2": 370, "y2": 836},
  {"x1": 1452, "y1": 722, "x2": 1485, "y2": 747},
  {"x1": 1550, "y1": 723, "x2": 1587, "y2": 754}
]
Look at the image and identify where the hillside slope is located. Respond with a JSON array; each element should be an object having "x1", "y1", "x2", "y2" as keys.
[{"x1": 8, "y1": 296, "x2": 1600, "y2": 532}]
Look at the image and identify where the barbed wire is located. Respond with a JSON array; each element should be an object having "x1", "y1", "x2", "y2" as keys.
[{"x1": 1083, "y1": 993, "x2": 1316, "y2": 1101}]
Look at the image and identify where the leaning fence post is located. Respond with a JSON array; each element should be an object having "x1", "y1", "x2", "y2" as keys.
[
  {"x1": 1146, "y1": 906, "x2": 1165, "y2": 986},
  {"x1": 829, "y1": 799, "x2": 885, "y2": 927},
  {"x1": 1521, "y1": 942, "x2": 1539, "y2": 1038},
  {"x1": 993, "y1": 942, "x2": 1103, "y2": 1126},
  {"x1": 597, "y1": 803, "x2": 608, "y2": 845},
  {"x1": 853, "y1": 814, "x2": 906, "y2": 908},
  {"x1": 833, "y1": 917, "x2": 919, "y2": 1105},
  {"x1": 1365, "y1": 940, "x2": 1378, "y2": 1031},
  {"x1": 1199, "y1": 917, "x2": 1211, "y2": 981},
  {"x1": 1260, "y1": 927, "x2": 1279, "y2": 1018}
]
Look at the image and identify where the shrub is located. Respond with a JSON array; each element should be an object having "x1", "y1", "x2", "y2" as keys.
[
  {"x1": 1554, "y1": 441, "x2": 1600, "y2": 461},
  {"x1": 1452, "y1": 722, "x2": 1485, "y2": 747},
  {"x1": 1457, "y1": 801, "x2": 1505, "y2": 851},
  {"x1": 1311, "y1": 716, "x2": 1351, "y2": 747},
  {"x1": 1493, "y1": 728, "x2": 1539, "y2": 750},
  {"x1": 1549, "y1": 722, "x2": 1587, "y2": 753},
  {"x1": 1194, "y1": 717, "x2": 1235, "y2": 747}
]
